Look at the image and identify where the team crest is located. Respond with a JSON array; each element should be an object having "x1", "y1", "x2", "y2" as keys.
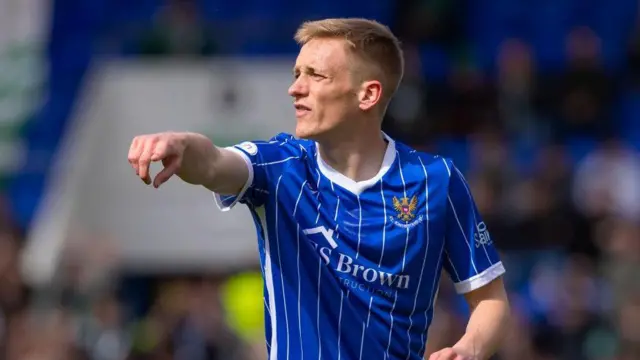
[
  {"x1": 393, "y1": 196, "x2": 417, "y2": 222},
  {"x1": 391, "y1": 196, "x2": 423, "y2": 229}
]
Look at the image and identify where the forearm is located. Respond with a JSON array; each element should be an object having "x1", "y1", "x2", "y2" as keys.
[
  {"x1": 178, "y1": 133, "x2": 248, "y2": 194},
  {"x1": 453, "y1": 296, "x2": 510, "y2": 359}
]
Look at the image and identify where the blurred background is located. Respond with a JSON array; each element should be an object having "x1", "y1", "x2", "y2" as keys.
[{"x1": 1, "y1": 0, "x2": 640, "y2": 359}]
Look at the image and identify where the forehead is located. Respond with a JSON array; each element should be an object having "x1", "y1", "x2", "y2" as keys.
[{"x1": 295, "y1": 38, "x2": 352, "y2": 72}]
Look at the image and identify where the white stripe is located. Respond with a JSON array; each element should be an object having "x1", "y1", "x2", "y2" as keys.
[
  {"x1": 264, "y1": 298, "x2": 271, "y2": 315},
  {"x1": 444, "y1": 250, "x2": 461, "y2": 282},
  {"x1": 293, "y1": 182, "x2": 306, "y2": 360},
  {"x1": 358, "y1": 323, "x2": 366, "y2": 360},
  {"x1": 396, "y1": 152, "x2": 410, "y2": 271},
  {"x1": 256, "y1": 207, "x2": 278, "y2": 360},
  {"x1": 384, "y1": 291, "x2": 398, "y2": 359},
  {"x1": 296, "y1": 224, "x2": 304, "y2": 360},
  {"x1": 441, "y1": 158, "x2": 451, "y2": 176},
  {"x1": 317, "y1": 258, "x2": 322, "y2": 360},
  {"x1": 337, "y1": 292, "x2": 344, "y2": 360},
  {"x1": 453, "y1": 166, "x2": 493, "y2": 264},
  {"x1": 355, "y1": 196, "x2": 362, "y2": 259},
  {"x1": 333, "y1": 192, "x2": 341, "y2": 359},
  {"x1": 315, "y1": 202, "x2": 322, "y2": 224},
  {"x1": 378, "y1": 182, "x2": 387, "y2": 267},
  {"x1": 366, "y1": 296, "x2": 373, "y2": 328},
  {"x1": 274, "y1": 176, "x2": 290, "y2": 360},
  {"x1": 359, "y1": 297, "x2": 374, "y2": 360},
  {"x1": 316, "y1": 169, "x2": 325, "y2": 360},
  {"x1": 293, "y1": 180, "x2": 308, "y2": 217},
  {"x1": 256, "y1": 156, "x2": 299, "y2": 166},
  {"x1": 442, "y1": 157, "x2": 481, "y2": 273},
  {"x1": 405, "y1": 156, "x2": 430, "y2": 359},
  {"x1": 420, "y1": 239, "x2": 446, "y2": 356},
  {"x1": 447, "y1": 195, "x2": 479, "y2": 274}
]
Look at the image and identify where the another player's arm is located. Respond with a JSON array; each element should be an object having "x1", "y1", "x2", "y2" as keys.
[
  {"x1": 430, "y1": 161, "x2": 510, "y2": 360},
  {"x1": 128, "y1": 132, "x2": 248, "y2": 194}
]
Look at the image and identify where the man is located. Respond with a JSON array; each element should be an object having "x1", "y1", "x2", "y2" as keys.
[{"x1": 128, "y1": 18, "x2": 510, "y2": 360}]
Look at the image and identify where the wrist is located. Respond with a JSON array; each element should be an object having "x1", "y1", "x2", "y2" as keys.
[{"x1": 452, "y1": 335, "x2": 483, "y2": 359}]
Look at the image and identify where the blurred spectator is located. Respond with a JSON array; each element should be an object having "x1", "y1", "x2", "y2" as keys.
[
  {"x1": 440, "y1": 56, "x2": 499, "y2": 136},
  {"x1": 542, "y1": 27, "x2": 617, "y2": 141},
  {"x1": 572, "y1": 137, "x2": 640, "y2": 221},
  {"x1": 495, "y1": 38, "x2": 548, "y2": 143},
  {"x1": 136, "y1": 0, "x2": 218, "y2": 57},
  {"x1": 393, "y1": 0, "x2": 466, "y2": 48}
]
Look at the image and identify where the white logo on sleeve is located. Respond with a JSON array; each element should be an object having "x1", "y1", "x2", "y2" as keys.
[
  {"x1": 474, "y1": 221, "x2": 492, "y2": 247},
  {"x1": 238, "y1": 141, "x2": 258, "y2": 155}
]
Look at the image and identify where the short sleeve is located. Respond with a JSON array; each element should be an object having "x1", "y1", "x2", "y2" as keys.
[
  {"x1": 213, "y1": 133, "x2": 304, "y2": 210},
  {"x1": 441, "y1": 159, "x2": 505, "y2": 294}
]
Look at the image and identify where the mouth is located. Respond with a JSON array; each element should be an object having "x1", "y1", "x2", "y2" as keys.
[{"x1": 294, "y1": 103, "x2": 311, "y2": 116}]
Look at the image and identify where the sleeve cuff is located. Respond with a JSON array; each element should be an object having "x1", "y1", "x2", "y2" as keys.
[
  {"x1": 212, "y1": 147, "x2": 254, "y2": 211},
  {"x1": 453, "y1": 261, "x2": 506, "y2": 294}
]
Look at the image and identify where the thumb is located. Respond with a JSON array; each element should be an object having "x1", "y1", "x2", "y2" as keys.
[{"x1": 153, "y1": 157, "x2": 180, "y2": 188}]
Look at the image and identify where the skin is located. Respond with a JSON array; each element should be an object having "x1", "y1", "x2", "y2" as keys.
[
  {"x1": 289, "y1": 37, "x2": 388, "y2": 182},
  {"x1": 127, "y1": 35, "x2": 510, "y2": 360}
]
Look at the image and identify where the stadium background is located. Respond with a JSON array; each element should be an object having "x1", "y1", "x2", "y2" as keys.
[{"x1": 1, "y1": 0, "x2": 640, "y2": 359}]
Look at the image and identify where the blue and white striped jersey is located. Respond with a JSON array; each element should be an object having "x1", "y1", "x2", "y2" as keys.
[{"x1": 214, "y1": 132, "x2": 505, "y2": 360}]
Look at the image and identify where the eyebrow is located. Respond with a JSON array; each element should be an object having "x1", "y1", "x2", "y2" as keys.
[{"x1": 293, "y1": 65, "x2": 327, "y2": 75}]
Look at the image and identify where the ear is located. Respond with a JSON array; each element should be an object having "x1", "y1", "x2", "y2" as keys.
[{"x1": 357, "y1": 80, "x2": 383, "y2": 111}]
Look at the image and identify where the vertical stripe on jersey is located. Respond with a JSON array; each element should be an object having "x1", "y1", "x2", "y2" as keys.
[
  {"x1": 385, "y1": 292, "x2": 399, "y2": 359},
  {"x1": 330, "y1": 180, "x2": 344, "y2": 360},
  {"x1": 441, "y1": 158, "x2": 479, "y2": 275},
  {"x1": 355, "y1": 196, "x2": 362, "y2": 259},
  {"x1": 316, "y1": 173, "x2": 324, "y2": 360},
  {"x1": 293, "y1": 180, "x2": 307, "y2": 360},
  {"x1": 419, "y1": 240, "x2": 445, "y2": 356},
  {"x1": 396, "y1": 152, "x2": 410, "y2": 272},
  {"x1": 359, "y1": 296, "x2": 374, "y2": 360},
  {"x1": 317, "y1": 257, "x2": 322, "y2": 360},
  {"x1": 384, "y1": 152, "x2": 407, "y2": 359},
  {"x1": 256, "y1": 207, "x2": 278, "y2": 360},
  {"x1": 378, "y1": 181, "x2": 387, "y2": 267},
  {"x1": 453, "y1": 166, "x2": 493, "y2": 264},
  {"x1": 274, "y1": 175, "x2": 290, "y2": 360},
  {"x1": 405, "y1": 156, "x2": 431, "y2": 360},
  {"x1": 446, "y1": 196, "x2": 479, "y2": 274}
]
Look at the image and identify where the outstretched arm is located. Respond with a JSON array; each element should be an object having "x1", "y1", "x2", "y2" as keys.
[{"x1": 128, "y1": 132, "x2": 248, "y2": 194}]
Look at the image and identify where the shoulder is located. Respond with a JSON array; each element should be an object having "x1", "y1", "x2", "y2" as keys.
[
  {"x1": 269, "y1": 132, "x2": 314, "y2": 156},
  {"x1": 394, "y1": 141, "x2": 455, "y2": 180},
  {"x1": 235, "y1": 132, "x2": 313, "y2": 159}
]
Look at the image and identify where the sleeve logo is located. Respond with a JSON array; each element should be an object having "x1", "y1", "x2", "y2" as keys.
[
  {"x1": 474, "y1": 221, "x2": 493, "y2": 248},
  {"x1": 237, "y1": 141, "x2": 258, "y2": 155}
]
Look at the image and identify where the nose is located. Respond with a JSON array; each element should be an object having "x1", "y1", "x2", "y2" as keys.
[{"x1": 288, "y1": 76, "x2": 308, "y2": 98}]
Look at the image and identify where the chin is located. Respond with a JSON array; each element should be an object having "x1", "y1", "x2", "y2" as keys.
[{"x1": 295, "y1": 123, "x2": 324, "y2": 140}]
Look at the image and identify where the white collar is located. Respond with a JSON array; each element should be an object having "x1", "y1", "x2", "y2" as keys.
[{"x1": 316, "y1": 133, "x2": 396, "y2": 196}]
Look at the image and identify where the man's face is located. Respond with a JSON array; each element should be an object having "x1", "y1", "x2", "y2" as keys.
[{"x1": 289, "y1": 38, "x2": 360, "y2": 140}]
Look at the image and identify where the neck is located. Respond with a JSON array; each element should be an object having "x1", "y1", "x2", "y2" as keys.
[{"x1": 317, "y1": 126, "x2": 388, "y2": 182}]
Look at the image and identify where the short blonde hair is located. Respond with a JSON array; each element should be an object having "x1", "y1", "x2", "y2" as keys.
[{"x1": 295, "y1": 18, "x2": 404, "y2": 107}]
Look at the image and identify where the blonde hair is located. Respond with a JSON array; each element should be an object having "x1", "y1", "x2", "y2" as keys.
[{"x1": 294, "y1": 18, "x2": 404, "y2": 107}]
